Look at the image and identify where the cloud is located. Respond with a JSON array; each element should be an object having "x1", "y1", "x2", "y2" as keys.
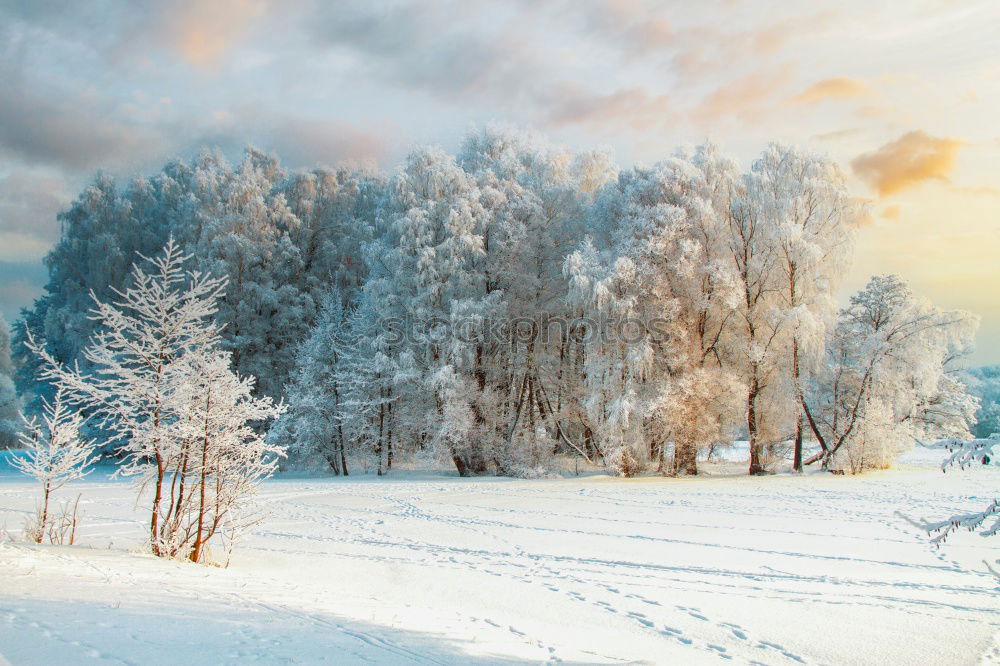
[
  {"x1": 0, "y1": 66, "x2": 166, "y2": 171},
  {"x1": 542, "y1": 85, "x2": 676, "y2": 130},
  {"x1": 856, "y1": 104, "x2": 898, "y2": 120},
  {"x1": 190, "y1": 110, "x2": 391, "y2": 169},
  {"x1": 573, "y1": 1, "x2": 676, "y2": 60},
  {"x1": 881, "y1": 205, "x2": 901, "y2": 220},
  {"x1": 565, "y1": 2, "x2": 835, "y2": 84},
  {"x1": 0, "y1": 232, "x2": 52, "y2": 262},
  {"x1": 309, "y1": 2, "x2": 535, "y2": 99},
  {"x1": 163, "y1": 0, "x2": 268, "y2": 69},
  {"x1": 851, "y1": 130, "x2": 963, "y2": 197},
  {"x1": 0, "y1": 260, "x2": 46, "y2": 322},
  {"x1": 250, "y1": 116, "x2": 390, "y2": 168},
  {"x1": 306, "y1": 2, "x2": 679, "y2": 134},
  {"x1": 813, "y1": 127, "x2": 864, "y2": 142},
  {"x1": 788, "y1": 77, "x2": 870, "y2": 104},
  {"x1": 693, "y1": 66, "x2": 794, "y2": 123},
  {"x1": 951, "y1": 184, "x2": 1000, "y2": 197},
  {"x1": 99, "y1": 0, "x2": 271, "y2": 71},
  {"x1": 0, "y1": 170, "x2": 71, "y2": 239}
]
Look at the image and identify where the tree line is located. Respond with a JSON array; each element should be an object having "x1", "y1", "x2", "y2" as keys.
[{"x1": 13, "y1": 127, "x2": 981, "y2": 479}]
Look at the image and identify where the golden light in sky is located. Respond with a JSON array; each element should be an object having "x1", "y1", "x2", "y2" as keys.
[{"x1": 0, "y1": 0, "x2": 997, "y2": 361}]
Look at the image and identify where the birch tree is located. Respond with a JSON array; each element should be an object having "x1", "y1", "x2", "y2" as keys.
[
  {"x1": 361, "y1": 147, "x2": 499, "y2": 476},
  {"x1": 168, "y1": 349, "x2": 285, "y2": 562},
  {"x1": 750, "y1": 145, "x2": 858, "y2": 471},
  {"x1": 803, "y1": 275, "x2": 979, "y2": 472},
  {"x1": 600, "y1": 147, "x2": 743, "y2": 475},
  {"x1": 24, "y1": 240, "x2": 288, "y2": 559}
]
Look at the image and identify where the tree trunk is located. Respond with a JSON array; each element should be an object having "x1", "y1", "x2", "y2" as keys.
[
  {"x1": 38, "y1": 482, "x2": 50, "y2": 543},
  {"x1": 747, "y1": 374, "x2": 765, "y2": 475},
  {"x1": 452, "y1": 452, "x2": 470, "y2": 477},
  {"x1": 792, "y1": 412, "x2": 804, "y2": 473},
  {"x1": 386, "y1": 398, "x2": 394, "y2": 471},
  {"x1": 792, "y1": 338, "x2": 803, "y2": 472},
  {"x1": 340, "y1": 429, "x2": 349, "y2": 476},
  {"x1": 191, "y1": 391, "x2": 211, "y2": 563},
  {"x1": 376, "y1": 397, "x2": 385, "y2": 476},
  {"x1": 151, "y1": 451, "x2": 164, "y2": 555},
  {"x1": 149, "y1": 387, "x2": 168, "y2": 556},
  {"x1": 673, "y1": 441, "x2": 698, "y2": 476}
]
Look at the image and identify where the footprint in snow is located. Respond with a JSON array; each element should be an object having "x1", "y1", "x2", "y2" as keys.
[
  {"x1": 721, "y1": 622, "x2": 748, "y2": 640},
  {"x1": 626, "y1": 613, "x2": 654, "y2": 629},
  {"x1": 708, "y1": 644, "x2": 733, "y2": 660},
  {"x1": 595, "y1": 601, "x2": 617, "y2": 613}
]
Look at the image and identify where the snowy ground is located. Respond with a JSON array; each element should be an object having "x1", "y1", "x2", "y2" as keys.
[{"x1": 0, "y1": 448, "x2": 997, "y2": 665}]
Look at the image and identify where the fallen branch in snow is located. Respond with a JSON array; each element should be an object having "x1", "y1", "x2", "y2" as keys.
[
  {"x1": 900, "y1": 434, "x2": 999, "y2": 579},
  {"x1": 929, "y1": 435, "x2": 996, "y2": 471}
]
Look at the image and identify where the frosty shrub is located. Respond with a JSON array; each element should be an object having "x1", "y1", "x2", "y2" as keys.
[
  {"x1": 12, "y1": 388, "x2": 95, "y2": 543},
  {"x1": 27, "y1": 240, "x2": 285, "y2": 562}
]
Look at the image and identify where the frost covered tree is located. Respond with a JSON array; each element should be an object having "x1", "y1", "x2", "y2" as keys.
[
  {"x1": 726, "y1": 164, "x2": 791, "y2": 474},
  {"x1": 26, "y1": 239, "x2": 225, "y2": 553},
  {"x1": 803, "y1": 276, "x2": 979, "y2": 472},
  {"x1": 334, "y1": 296, "x2": 410, "y2": 476},
  {"x1": 565, "y1": 240, "x2": 651, "y2": 476},
  {"x1": 182, "y1": 149, "x2": 310, "y2": 399},
  {"x1": 0, "y1": 316, "x2": 20, "y2": 448},
  {"x1": 12, "y1": 388, "x2": 96, "y2": 543},
  {"x1": 750, "y1": 145, "x2": 858, "y2": 471},
  {"x1": 270, "y1": 290, "x2": 352, "y2": 474},
  {"x1": 592, "y1": 146, "x2": 744, "y2": 475},
  {"x1": 168, "y1": 348, "x2": 285, "y2": 562},
  {"x1": 357, "y1": 146, "x2": 501, "y2": 476},
  {"x1": 964, "y1": 365, "x2": 1000, "y2": 439},
  {"x1": 281, "y1": 165, "x2": 384, "y2": 304},
  {"x1": 26, "y1": 240, "x2": 285, "y2": 559},
  {"x1": 561, "y1": 142, "x2": 773, "y2": 476},
  {"x1": 457, "y1": 126, "x2": 616, "y2": 475}
]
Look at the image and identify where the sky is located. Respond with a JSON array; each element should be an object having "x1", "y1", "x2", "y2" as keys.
[{"x1": 0, "y1": 0, "x2": 997, "y2": 364}]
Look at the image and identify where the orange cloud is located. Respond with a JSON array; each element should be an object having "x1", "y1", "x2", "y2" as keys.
[
  {"x1": 789, "y1": 77, "x2": 870, "y2": 104},
  {"x1": 856, "y1": 104, "x2": 897, "y2": 119},
  {"x1": 544, "y1": 85, "x2": 675, "y2": 131},
  {"x1": 952, "y1": 184, "x2": 1000, "y2": 197},
  {"x1": 881, "y1": 205, "x2": 901, "y2": 220},
  {"x1": 167, "y1": 0, "x2": 267, "y2": 69},
  {"x1": 851, "y1": 130, "x2": 963, "y2": 197},
  {"x1": 694, "y1": 66, "x2": 794, "y2": 123},
  {"x1": 813, "y1": 127, "x2": 862, "y2": 142}
]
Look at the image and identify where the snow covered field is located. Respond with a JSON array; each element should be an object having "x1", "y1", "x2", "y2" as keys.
[{"x1": 1, "y1": 449, "x2": 997, "y2": 665}]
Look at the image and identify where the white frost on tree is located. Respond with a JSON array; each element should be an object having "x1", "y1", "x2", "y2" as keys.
[
  {"x1": 0, "y1": 315, "x2": 20, "y2": 448},
  {"x1": 12, "y1": 388, "x2": 96, "y2": 543},
  {"x1": 168, "y1": 348, "x2": 286, "y2": 562},
  {"x1": 750, "y1": 145, "x2": 858, "y2": 471},
  {"x1": 26, "y1": 240, "x2": 285, "y2": 561},
  {"x1": 270, "y1": 290, "x2": 353, "y2": 475},
  {"x1": 804, "y1": 276, "x2": 979, "y2": 472},
  {"x1": 900, "y1": 435, "x2": 998, "y2": 577}
]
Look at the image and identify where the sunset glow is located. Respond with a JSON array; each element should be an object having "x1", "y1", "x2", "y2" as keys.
[{"x1": 0, "y1": 0, "x2": 997, "y2": 361}]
